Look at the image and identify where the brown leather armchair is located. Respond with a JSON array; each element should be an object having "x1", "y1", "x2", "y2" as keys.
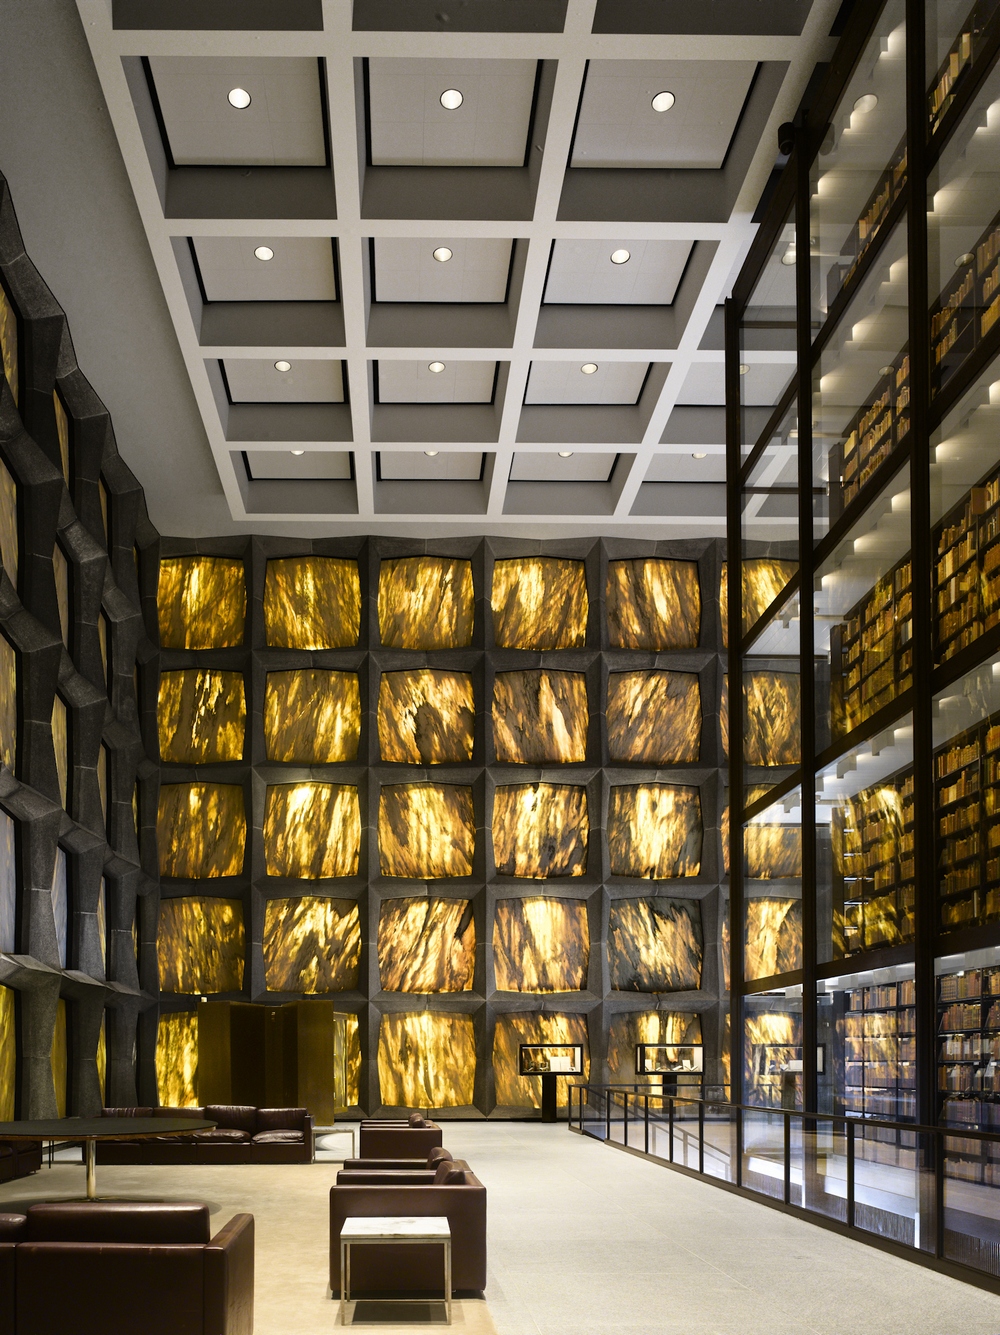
[
  {"x1": 358, "y1": 1115, "x2": 442, "y2": 1159},
  {"x1": 0, "y1": 1201, "x2": 253, "y2": 1335}
]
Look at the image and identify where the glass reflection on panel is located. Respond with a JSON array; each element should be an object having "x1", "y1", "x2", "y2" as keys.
[
  {"x1": 740, "y1": 208, "x2": 796, "y2": 461},
  {"x1": 927, "y1": 1, "x2": 1000, "y2": 136},
  {"x1": 742, "y1": 649, "x2": 801, "y2": 795},
  {"x1": 744, "y1": 788, "x2": 802, "y2": 984},
  {"x1": 744, "y1": 991, "x2": 803, "y2": 1111},
  {"x1": 818, "y1": 965, "x2": 916, "y2": 1124},
  {"x1": 935, "y1": 945, "x2": 1000, "y2": 1136}
]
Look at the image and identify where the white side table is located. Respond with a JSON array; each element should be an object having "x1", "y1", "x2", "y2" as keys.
[{"x1": 339, "y1": 1215, "x2": 451, "y2": 1326}]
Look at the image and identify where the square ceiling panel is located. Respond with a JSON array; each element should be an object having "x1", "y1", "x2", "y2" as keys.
[
  {"x1": 378, "y1": 452, "x2": 485, "y2": 479},
  {"x1": 367, "y1": 58, "x2": 538, "y2": 166},
  {"x1": 147, "y1": 56, "x2": 326, "y2": 166},
  {"x1": 676, "y1": 360, "x2": 794, "y2": 405},
  {"x1": 570, "y1": 59, "x2": 757, "y2": 169},
  {"x1": 245, "y1": 450, "x2": 352, "y2": 479},
  {"x1": 377, "y1": 360, "x2": 497, "y2": 403},
  {"x1": 193, "y1": 237, "x2": 337, "y2": 302},
  {"x1": 373, "y1": 238, "x2": 513, "y2": 302},
  {"x1": 544, "y1": 239, "x2": 693, "y2": 305},
  {"x1": 509, "y1": 452, "x2": 618, "y2": 480},
  {"x1": 224, "y1": 358, "x2": 345, "y2": 402},
  {"x1": 644, "y1": 452, "x2": 726, "y2": 481},
  {"x1": 524, "y1": 360, "x2": 649, "y2": 405}
]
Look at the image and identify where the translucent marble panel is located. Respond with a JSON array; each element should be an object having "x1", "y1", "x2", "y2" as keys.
[
  {"x1": 97, "y1": 879, "x2": 106, "y2": 978},
  {"x1": 346, "y1": 1013, "x2": 361, "y2": 1107},
  {"x1": 493, "y1": 1012, "x2": 589, "y2": 1108},
  {"x1": 607, "y1": 785, "x2": 702, "y2": 879},
  {"x1": 264, "y1": 784, "x2": 361, "y2": 879},
  {"x1": 0, "y1": 809, "x2": 14, "y2": 952},
  {"x1": 156, "y1": 1011, "x2": 199, "y2": 1107},
  {"x1": 608, "y1": 898, "x2": 703, "y2": 992},
  {"x1": 493, "y1": 897, "x2": 588, "y2": 992},
  {"x1": 745, "y1": 825, "x2": 803, "y2": 880},
  {"x1": 492, "y1": 671, "x2": 588, "y2": 764},
  {"x1": 157, "y1": 556, "x2": 246, "y2": 649},
  {"x1": 377, "y1": 1011, "x2": 476, "y2": 1107},
  {"x1": 0, "y1": 281, "x2": 17, "y2": 405},
  {"x1": 51, "y1": 998, "x2": 66, "y2": 1118},
  {"x1": 379, "y1": 784, "x2": 475, "y2": 880},
  {"x1": 158, "y1": 670, "x2": 246, "y2": 764},
  {"x1": 157, "y1": 897, "x2": 245, "y2": 993},
  {"x1": 491, "y1": 557, "x2": 588, "y2": 650},
  {"x1": 378, "y1": 897, "x2": 475, "y2": 993},
  {"x1": 745, "y1": 898, "x2": 802, "y2": 981},
  {"x1": 97, "y1": 1013, "x2": 106, "y2": 1102},
  {"x1": 157, "y1": 784, "x2": 246, "y2": 879},
  {"x1": 51, "y1": 848, "x2": 67, "y2": 968},
  {"x1": 51, "y1": 695, "x2": 67, "y2": 809},
  {"x1": 378, "y1": 557, "x2": 474, "y2": 650},
  {"x1": 492, "y1": 783, "x2": 588, "y2": 879},
  {"x1": 0, "y1": 985, "x2": 14, "y2": 1119},
  {"x1": 53, "y1": 391, "x2": 70, "y2": 483},
  {"x1": 263, "y1": 896, "x2": 361, "y2": 992},
  {"x1": 720, "y1": 559, "x2": 799, "y2": 647},
  {"x1": 264, "y1": 671, "x2": 360, "y2": 764},
  {"x1": 378, "y1": 670, "x2": 475, "y2": 765},
  {"x1": 607, "y1": 671, "x2": 701, "y2": 765},
  {"x1": 606, "y1": 1011, "x2": 703, "y2": 1085},
  {"x1": 263, "y1": 556, "x2": 361, "y2": 649},
  {"x1": 745, "y1": 671, "x2": 800, "y2": 766},
  {"x1": 745, "y1": 1011, "x2": 800, "y2": 1108},
  {"x1": 606, "y1": 559, "x2": 700, "y2": 650},
  {"x1": 98, "y1": 746, "x2": 107, "y2": 826},
  {"x1": 0, "y1": 457, "x2": 16, "y2": 584},
  {"x1": 0, "y1": 632, "x2": 14, "y2": 771},
  {"x1": 53, "y1": 545, "x2": 69, "y2": 646}
]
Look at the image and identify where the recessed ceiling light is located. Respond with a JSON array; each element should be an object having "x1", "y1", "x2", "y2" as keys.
[
  {"x1": 853, "y1": 93, "x2": 878, "y2": 114},
  {"x1": 290, "y1": 449, "x2": 305, "y2": 456},
  {"x1": 581, "y1": 363, "x2": 598, "y2": 374},
  {"x1": 227, "y1": 87, "x2": 251, "y2": 109},
  {"x1": 428, "y1": 361, "x2": 446, "y2": 373},
  {"x1": 254, "y1": 245, "x2": 274, "y2": 262},
  {"x1": 651, "y1": 91, "x2": 675, "y2": 113},
  {"x1": 692, "y1": 453, "x2": 707, "y2": 459},
  {"x1": 739, "y1": 364, "x2": 750, "y2": 374},
  {"x1": 424, "y1": 450, "x2": 439, "y2": 457},
  {"x1": 878, "y1": 365, "x2": 894, "y2": 376},
  {"x1": 558, "y1": 451, "x2": 574, "y2": 458},
  {"x1": 440, "y1": 89, "x2": 463, "y2": 110},
  {"x1": 274, "y1": 360, "x2": 291, "y2": 372},
  {"x1": 780, "y1": 246, "x2": 796, "y2": 266},
  {"x1": 432, "y1": 247, "x2": 453, "y2": 262},
  {"x1": 610, "y1": 249, "x2": 631, "y2": 265},
  {"x1": 956, "y1": 252, "x2": 975, "y2": 267}
]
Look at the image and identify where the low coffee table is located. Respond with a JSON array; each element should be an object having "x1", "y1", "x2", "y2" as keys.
[
  {"x1": 339, "y1": 1214, "x2": 451, "y2": 1326},
  {"x1": 0, "y1": 1117, "x2": 216, "y2": 1200}
]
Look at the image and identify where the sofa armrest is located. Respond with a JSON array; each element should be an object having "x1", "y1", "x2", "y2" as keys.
[
  {"x1": 342, "y1": 1158, "x2": 427, "y2": 1171},
  {"x1": 204, "y1": 1213, "x2": 254, "y2": 1335},
  {"x1": 336, "y1": 1170, "x2": 436, "y2": 1186},
  {"x1": 304, "y1": 1113, "x2": 315, "y2": 1159}
]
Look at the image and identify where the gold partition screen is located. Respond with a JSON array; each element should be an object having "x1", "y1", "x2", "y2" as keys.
[
  {"x1": 378, "y1": 898, "x2": 475, "y2": 992},
  {"x1": 608, "y1": 898, "x2": 703, "y2": 992},
  {"x1": 0, "y1": 284, "x2": 17, "y2": 405},
  {"x1": 607, "y1": 671, "x2": 701, "y2": 765},
  {"x1": 51, "y1": 694, "x2": 67, "y2": 808},
  {"x1": 264, "y1": 556, "x2": 361, "y2": 649},
  {"x1": 0, "y1": 457, "x2": 16, "y2": 583},
  {"x1": 744, "y1": 671, "x2": 800, "y2": 767},
  {"x1": 492, "y1": 670, "x2": 588, "y2": 764},
  {"x1": 378, "y1": 557, "x2": 475, "y2": 650},
  {"x1": 745, "y1": 898, "x2": 803, "y2": 981},
  {"x1": 50, "y1": 998, "x2": 66, "y2": 1118},
  {"x1": 377, "y1": 1012, "x2": 476, "y2": 1107},
  {"x1": 264, "y1": 671, "x2": 361, "y2": 764},
  {"x1": 493, "y1": 897, "x2": 589, "y2": 992},
  {"x1": 492, "y1": 783, "x2": 588, "y2": 879},
  {"x1": 264, "y1": 783, "x2": 361, "y2": 880},
  {"x1": 491, "y1": 557, "x2": 588, "y2": 649},
  {"x1": 606, "y1": 1011, "x2": 702, "y2": 1085},
  {"x1": 0, "y1": 985, "x2": 13, "y2": 1120},
  {"x1": 745, "y1": 824, "x2": 803, "y2": 880},
  {"x1": 156, "y1": 1011, "x2": 199, "y2": 1107},
  {"x1": 378, "y1": 670, "x2": 475, "y2": 764},
  {"x1": 263, "y1": 897, "x2": 362, "y2": 992},
  {"x1": 157, "y1": 784, "x2": 246, "y2": 879},
  {"x1": 607, "y1": 785, "x2": 702, "y2": 878},
  {"x1": 158, "y1": 670, "x2": 246, "y2": 764},
  {"x1": 157, "y1": 556, "x2": 246, "y2": 649},
  {"x1": 720, "y1": 558, "x2": 798, "y2": 646},
  {"x1": 378, "y1": 784, "x2": 475, "y2": 880},
  {"x1": 157, "y1": 897, "x2": 245, "y2": 993},
  {"x1": 606, "y1": 559, "x2": 700, "y2": 649},
  {"x1": 0, "y1": 632, "x2": 14, "y2": 771},
  {"x1": 493, "y1": 1013, "x2": 589, "y2": 1108}
]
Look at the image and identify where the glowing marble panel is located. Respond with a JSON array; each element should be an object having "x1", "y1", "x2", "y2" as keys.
[
  {"x1": 378, "y1": 897, "x2": 475, "y2": 993},
  {"x1": 346, "y1": 1012, "x2": 361, "y2": 1107},
  {"x1": 608, "y1": 785, "x2": 702, "y2": 879},
  {"x1": 158, "y1": 670, "x2": 246, "y2": 764},
  {"x1": 608, "y1": 898, "x2": 702, "y2": 992},
  {"x1": 744, "y1": 824, "x2": 802, "y2": 880},
  {"x1": 493, "y1": 897, "x2": 588, "y2": 992},
  {"x1": 0, "y1": 457, "x2": 16, "y2": 584},
  {"x1": 492, "y1": 670, "x2": 588, "y2": 765},
  {"x1": 0, "y1": 632, "x2": 14, "y2": 772},
  {"x1": 492, "y1": 783, "x2": 588, "y2": 879},
  {"x1": 0, "y1": 985, "x2": 13, "y2": 1119},
  {"x1": 157, "y1": 557, "x2": 246, "y2": 650},
  {"x1": 97, "y1": 1013, "x2": 106, "y2": 1102},
  {"x1": 156, "y1": 1011, "x2": 199, "y2": 1107},
  {"x1": 51, "y1": 848, "x2": 67, "y2": 968},
  {"x1": 745, "y1": 897, "x2": 802, "y2": 981},
  {"x1": 493, "y1": 1012, "x2": 589, "y2": 1109},
  {"x1": 606, "y1": 1011, "x2": 702, "y2": 1085},
  {"x1": 0, "y1": 282, "x2": 17, "y2": 404},
  {"x1": 53, "y1": 545, "x2": 69, "y2": 647},
  {"x1": 157, "y1": 897, "x2": 245, "y2": 993},
  {"x1": 0, "y1": 809, "x2": 14, "y2": 952},
  {"x1": 745, "y1": 1011, "x2": 801, "y2": 1108},
  {"x1": 157, "y1": 784, "x2": 246, "y2": 879},
  {"x1": 263, "y1": 556, "x2": 361, "y2": 649},
  {"x1": 378, "y1": 557, "x2": 474, "y2": 650},
  {"x1": 378, "y1": 670, "x2": 475, "y2": 765},
  {"x1": 377, "y1": 1011, "x2": 476, "y2": 1107},
  {"x1": 51, "y1": 695, "x2": 67, "y2": 809},
  {"x1": 51, "y1": 998, "x2": 66, "y2": 1118},
  {"x1": 720, "y1": 559, "x2": 798, "y2": 647},
  {"x1": 379, "y1": 784, "x2": 475, "y2": 880},
  {"x1": 53, "y1": 391, "x2": 70, "y2": 483},
  {"x1": 722, "y1": 911, "x2": 730, "y2": 992},
  {"x1": 263, "y1": 896, "x2": 361, "y2": 992},
  {"x1": 265, "y1": 670, "x2": 361, "y2": 764},
  {"x1": 745, "y1": 671, "x2": 800, "y2": 767},
  {"x1": 607, "y1": 671, "x2": 701, "y2": 765},
  {"x1": 606, "y1": 559, "x2": 700, "y2": 650},
  {"x1": 264, "y1": 784, "x2": 361, "y2": 880},
  {"x1": 491, "y1": 557, "x2": 588, "y2": 650}
]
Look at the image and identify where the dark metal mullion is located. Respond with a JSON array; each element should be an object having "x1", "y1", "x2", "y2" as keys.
[{"x1": 725, "y1": 295, "x2": 745, "y2": 1112}]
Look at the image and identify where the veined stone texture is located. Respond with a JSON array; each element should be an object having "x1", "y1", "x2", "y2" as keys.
[
  {"x1": 157, "y1": 556, "x2": 246, "y2": 649},
  {"x1": 378, "y1": 784, "x2": 475, "y2": 879},
  {"x1": 263, "y1": 783, "x2": 361, "y2": 879},
  {"x1": 263, "y1": 896, "x2": 362, "y2": 992},
  {"x1": 492, "y1": 670, "x2": 588, "y2": 764},
  {"x1": 157, "y1": 784, "x2": 246, "y2": 879},
  {"x1": 0, "y1": 985, "x2": 13, "y2": 1119},
  {"x1": 492, "y1": 1012, "x2": 589, "y2": 1108},
  {"x1": 745, "y1": 823, "x2": 803, "y2": 880},
  {"x1": 158, "y1": 669, "x2": 246, "y2": 764},
  {"x1": 744, "y1": 671, "x2": 801, "y2": 766},
  {"x1": 608, "y1": 898, "x2": 703, "y2": 991},
  {"x1": 745, "y1": 1011, "x2": 801, "y2": 1107},
  {"x1": 157, "y1": 897, "x2": 246, "y2": 993},
  {"x1": 607, "y1": 670, "x2": 701, "y2": 765},
  {"x1": 720, "y1": 557, "x2": 799, "y2": 647},
  {"x1": 263, "y1": 556, "x2": 361, "y2": 649},
  {"x1": 51, "y1": 694, "x2": 67, "y2": 808},
  {"x1": 377, "y1": 1011, "x2": 476, "y2": 1107},
  {"x1": 491, "y1": 557, "x2": 588, "y2": 649},
  {"x1": 492, "y1": 783, "x2": 588, "y2": 879},
  {"x1": 0, "y1": 284, "x2": 17, "y2": 407},
  {"x1": 493, "y1": 896, "x2": 588, "y2": 992},
  {"x1": 745, "y1": 897, "x2": 803, "y2": 980},
  {"x1": 606, "y1": 1010, "x2": 703, "y2": 1087},
  {"x1": 0, "y1": 811, "x2": 14, "y2": 953},
  {"x1": 378, "y1": 556, "x2": 474, "y2": 649},
  {"x1": 606, "y1": 558, "x2": 700, "y2": 649},
  {"x1": 607, "y1": 784, "x2": 702, "y2": 878},
  {"x1": 378, "y1": 897, "x2": 475, "y2": 992},
  {"x1": 0, "y1": 457, "x2": 16, "y2": 582},
  {"x1": 264, "y1": 670, "x2": 361, "y2": 763},
  {"x1": 156, "y1": 1012, "x2": 199, "y2": 1107},
  {"x1": 378, "y1": 669, "x2": 475, "y2": 764},
  {"x1": 0, "y1": 631, "x2": 14, "y2": 770}
]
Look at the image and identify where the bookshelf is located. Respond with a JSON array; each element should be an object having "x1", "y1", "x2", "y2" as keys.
[
  {"x1": 831, "y1": 555, "x2": 913, "y2": 738},
  {"x1": 931, "y1": 206, "x2": 1000, "y2": 398},
  {"x1": 834, "y1": 770, "x2": 915, "y2": 957},
  {"x1": 939, "y1": 966, "x2": 1000, "y2": 1182}
]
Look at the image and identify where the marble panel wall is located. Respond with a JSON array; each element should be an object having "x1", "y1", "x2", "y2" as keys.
[
  {"x1": 51, "y1": 848, "x2": 67, "y2": 968},
  {"x1": 377, "y1": 1012, "x2": 476, "y2": 1107},
  {"x1": 53, "y1": 544, "x2": 69, "y2": 645},
  {"x1": 744, "y1": 671, "x2": 801, "y2": 767},
  {"x1": 0, "y1": 458, "x2": 16, "y2": 580},
  {"x1": 492, "y1": 670, "x2": 588, "y2": 764},
  {"x1": 378, "y1": 670, "x2": 475, "y2": 764},
  {"x1": 606, "y1": 558, "x2": 700, "y2": 649},
  {"x1": 378, "y1": 784, "x2": 475, "y2": 879},
  {"x1": 0, "y1": 632, "x2": 14, "y2": 771},
  {"x1": 492, "y1": 783, "x2": 588, "y2": 878},
  {"x1": 491, "y1": 557, "x2": 588, "y2": 649},
  {"x1": 264, "y1": 670, "x2": 361, "y2": 764},
  {"x1": 53, "y1": 391, "x2": 69, "y2": 483},
  {"x1": 158, "y1": 784, "x2": 246, "y2": 879},
  {"x1": 156, "y1": 1012, "x2": 199, "y2": 1107},
  {"x1": 263, "y1": 556, "x2": 361, "y2": 649},
  {"x1": 158, "y1": 556, "x2": 246, "y2": 649},
  {"x1": 0, "y1": 810, "x2": 14, "y2": 952},
  {"x1": 378, "y1": 557, "x2": 474, "y2": 649},
  {"x1": 720, "y1": 558, "x2": 798, "y2": 645},
  {"x1": 157, "y1": 897, "x2": 246, "y2": 993},
  {"x1": 607, "y1": 670, "x2": 700, "y2": 765},
  {"x1": 745, "y1": 898, "x2": 803, "y2": 981},
  {"x1": 264, "y1": 783, "x2": 361, "y2": 879},
  {"x1": 50, "y1": 999, "x2": 66, "y2": 1118},
  {"x1": 51, "y1": 694, "x2": 67, "y2": 808},
  {"x1": 493, "y1": 897, "x2": 588, "y2": 992},
  {"x1": 0, "y1": 985, "x2": 13, "y2": 1119},
  {"x1": 0, "y1": 282, "x2": 16, "y2": 404},
  {"x1": 607, "y1": 785, "x2": 702, "y2": 878},
  {"x1": 745, "y1": 824, "x2": 803, "y2": 879},
  {"x1": 744, "y1": 1011, "x2": 801, "y2": 1108},
  {"x1": 263, "y1": 897, "x2": 362, "y2": 992},
  {"x1": 493, "y1": 1012, "x2": 590, "y2": 1108},
  {"x1": 158, "y1": 670, "x2": 246, "y2": 764},
  {"x1": 608, "y1": 898, "x2": 703, "y2": 991},
  {"x1": 606, "y1": 1011, "x2": 703, "y2": 1085},
  {"x1": 378, "y1": 897, "x2": 475, "y2": 992}
]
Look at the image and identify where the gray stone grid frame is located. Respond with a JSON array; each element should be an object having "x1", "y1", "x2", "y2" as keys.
[
  {"x1": 149, "y1": 531, "x2": 729, "y2": 1116},
  {"x1": 0, "y1": 169, "x2": 160, "y2": 1117}
]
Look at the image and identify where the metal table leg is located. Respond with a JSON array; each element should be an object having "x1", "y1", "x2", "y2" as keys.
[
  {"x1": 445, "y1": 1236, "x2": 452, "y2": 1325},
  {"x1": 340, "y1": 1238, "x2": 347, "y2": 1325}
]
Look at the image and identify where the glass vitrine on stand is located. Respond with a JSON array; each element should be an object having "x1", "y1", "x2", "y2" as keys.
[{"x1": 519, "y1": 1043, "x2": 585, "y2": 1122}]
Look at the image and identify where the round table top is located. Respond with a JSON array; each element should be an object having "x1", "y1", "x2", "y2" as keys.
[{"x1": 0, "y1": 1118, "x2": 216, "y2": 1140}]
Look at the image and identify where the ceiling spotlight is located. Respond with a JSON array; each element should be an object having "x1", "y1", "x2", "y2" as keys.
[
  {"x1": 610, "y1": 249, "x2": 631, "y2": 265},
  {"x1": 290, "y1": 449, "x2": 305, "y2": 456},
  {"x1": 433, "y1": 247, "x2": 453, "y2": 263},
  {"x1": 739, "y1": 364, "x2": 750, "y2": 375},
  {"x1": 424, "y1": 450, "x2": 439, "y2": 457},
  {"x1": 651, "y1": 91, "x2": 676, "y2": 113},
  {"x1": 692, "y1": 453, "x2": 707, "y2": 459},
  {"x1": 878, "y1": 364, "x2": 894, "y2": 376},
  {"x1": 853, "y1": 93, "x2": 878, "y2": 114},
  {"x1": 254, "y1": 245, "x2": 274, "y2": 262},
  {"x1": 227, "y1": 87, "x2": 251, "y2": 109},
  {"x1": 428, "y1": 361, "x2": 446, "y2": 373},
  {"x1": 581, "y1": 363, "x2": 598, "y2": 374},
  {"x1": 558, "y1": 451, "x2": 574, "y2": 458},
  {"x1": 956, "y1": 252, "x2": 975, "y2": 267},
  {"x1": 440, "y1": 89, "x2": 464, "y2": 110}
]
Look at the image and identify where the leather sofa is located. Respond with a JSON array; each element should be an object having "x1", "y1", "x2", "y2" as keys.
[
  {"x1": 95, "y1": 1105, "x2": 313, "y2": 1164},
  {"x1": 0, "y1": 1141, "x2": 41, "y2": 1185},
  {"x1": 0, "y1": 1201, "x2": 253, "y2": 1335},
  {"x1": 358, "y1": 1114, "x2": 442, "y2": 1159}
]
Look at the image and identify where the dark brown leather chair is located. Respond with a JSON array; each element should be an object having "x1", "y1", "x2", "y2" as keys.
[
  {"x1": 0, "y1": 1201, "x2": 253, "y2": 1335},
  {"x1": 0, "y1": 1140, "x2": 41, "y2": 1184},
  {"x1": 358, "y1": 1115, "x2": 442, "y2": 1159}
]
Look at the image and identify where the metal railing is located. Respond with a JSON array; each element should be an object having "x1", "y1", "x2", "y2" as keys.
[{"x1": 568, "y1": 1084, "x2": 1000, "y2": 1291}]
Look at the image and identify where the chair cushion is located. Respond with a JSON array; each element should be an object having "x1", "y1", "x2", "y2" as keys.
[
  {"x1": 256, "y1": 1107, "x2": 306, "y2": 1133},
  {"x1": 433, "y1": 1161, "x2": 467, "y2": 1185},
  {"x1": 192, "y1": 1128, "x2": 251, "y2": 1143},
  {"x1": 26, "y1": 1202, "x2": 211, "y2": 1244},
  {"x1": 426, "y1": 1147, "x2": 453, "y2": 1168},
  {"x1": 252, "y1": 1130, "x2": 304, "y2": 1144},
  {"x1": 152, "y1": 1106, "x2": 205, "y2": 1119},
  {"x1": 0, "y1": 1213, "x2": 26, "y2": 1239},
  {"x1": 205, "y1": 1104, "x2": 257, "y2": 1135},
  {"x1": 407, "y1": 1113, "x2": 427, "y2": 1127}
]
